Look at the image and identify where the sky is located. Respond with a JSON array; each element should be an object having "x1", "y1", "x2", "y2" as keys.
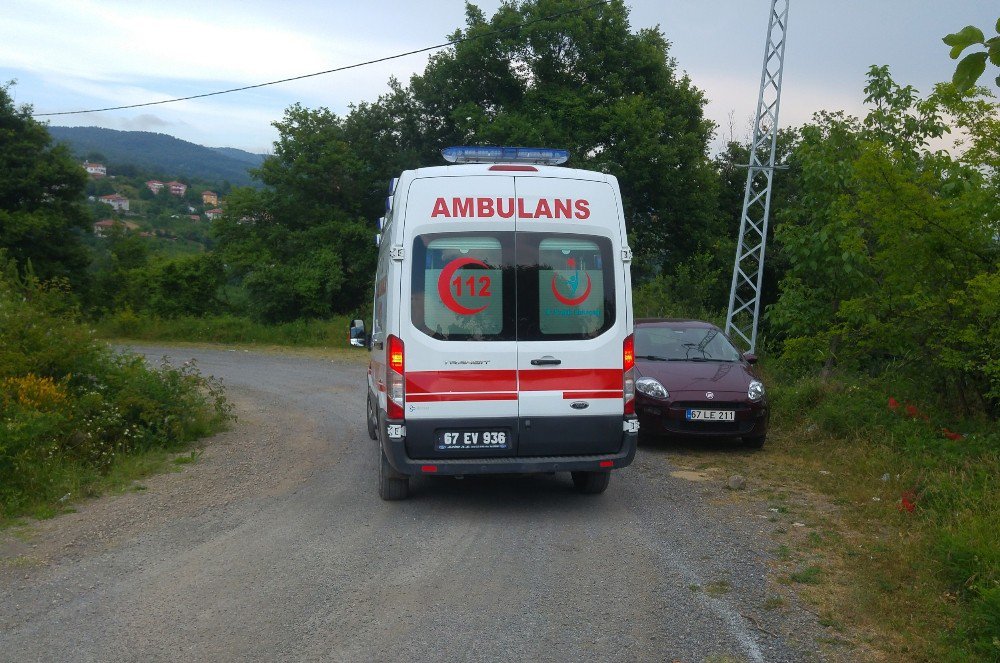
[{"x1": 3, "y1": 0, "x2": 996, "y2": 155}]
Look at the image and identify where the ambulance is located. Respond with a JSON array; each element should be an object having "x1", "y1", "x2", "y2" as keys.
[{"x1": 357, "y1": 146, "x2": 638, "y2": 500}]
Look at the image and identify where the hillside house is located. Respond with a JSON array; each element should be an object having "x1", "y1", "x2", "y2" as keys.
[
  {"x1": 83, "y1": 160, "x2": 106, "y2": 177},
  {"x1": 167, "y1": 181, "x2": 188, "y2": 196},
  {"x1": 98, "y1": 194, "x2": 129, "y2": 212},
  {"x1": 93, "y1": 219, "x2": 139, "y2": 237},
  {"x1": 146, "y1": 180, "x2": 165, "y2": 194},
  {"x1": 201, "y1": 191, "x2": 218, "y2": 206},
  {"x1": 205, "y1": 208, "x2": 224, "y2": 220}
]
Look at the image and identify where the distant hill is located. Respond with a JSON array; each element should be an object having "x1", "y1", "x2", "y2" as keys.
[
  {"x1": 47, "y1": 126, "x2": 265, "y2": 186},
  {"x1": 209, "y1": 146, "x2": 267, "y2": 167}
]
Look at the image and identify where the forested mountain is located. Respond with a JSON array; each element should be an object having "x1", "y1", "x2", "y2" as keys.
[
  {"x1": 46, "y1": 126, "x2": 264, "y2": 186},
  {"x1": 209, "y1": 146, "x2": 268, "y2": 167}
]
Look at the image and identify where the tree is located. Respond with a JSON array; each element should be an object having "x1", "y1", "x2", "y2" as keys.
[
  {"x1": 769, "y1": 66, "x2": 999, "y2": 411},
  {"x1": 944, "y1": 19, "x2": 1000, "y2": 92},
  {"x1": 214, "y1": 105, "x2": 373, "y2": 322},
  {"x1": 344, "y1": 0, "x2": 720, "y2": 278},
  {"x1": 0, "y1": 82, "x2": 92, "y2": 289}
]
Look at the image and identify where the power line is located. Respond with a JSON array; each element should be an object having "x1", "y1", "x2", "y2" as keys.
[{"x1": 33, "y1": 0, "x2": 611, "y2": 117}]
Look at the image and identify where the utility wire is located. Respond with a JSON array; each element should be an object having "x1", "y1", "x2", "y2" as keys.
[{"x1": 34, "y1": 0, "x2": 611, "y2": 117}]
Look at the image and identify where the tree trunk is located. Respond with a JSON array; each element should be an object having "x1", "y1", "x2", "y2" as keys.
[{"x1": 821, "y1": 334, "x2": 839, "y2": 380}]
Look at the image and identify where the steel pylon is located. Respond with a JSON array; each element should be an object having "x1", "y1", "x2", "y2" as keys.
[{"x1": 724, "y1": 0, "x2": 790, "y2": 352}]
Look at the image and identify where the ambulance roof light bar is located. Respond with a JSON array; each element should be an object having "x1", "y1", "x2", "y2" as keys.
[{"x1": 442, "y1": 146, "x2": 569, "y2": 165}]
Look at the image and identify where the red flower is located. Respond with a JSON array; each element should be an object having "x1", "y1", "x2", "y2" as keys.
[
  {"x1": 941, "y1": 428, "x2": 964, "y2": 441},
  {"x1": 888, "y1": 397, "x2": 900, "y2": 411},
  {"x1": 898, "y1": 490, "x2": 917, "y2": 513}
]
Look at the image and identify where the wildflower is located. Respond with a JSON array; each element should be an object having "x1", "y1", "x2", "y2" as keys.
[{"x1": 898, "y1": 490, "x2": 917, "y2": 513}]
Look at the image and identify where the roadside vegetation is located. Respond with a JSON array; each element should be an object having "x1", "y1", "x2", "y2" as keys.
[
  {"x1": 95, "y1": 311, "x2": 358, "y2": 348},
  {"x1": 761, "y1": 375, "x2": 999, "y2": 660},
  {"x1": 0, "y1": 261, "x2": 232, "y2": 522},
  {"x1": 0, "y1": 2, "x2": 996, "y2": 659}
]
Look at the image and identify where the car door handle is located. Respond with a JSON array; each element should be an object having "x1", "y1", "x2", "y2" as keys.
[{"x1": 530, "y1": 358, "x2": 561, "y2": 366}]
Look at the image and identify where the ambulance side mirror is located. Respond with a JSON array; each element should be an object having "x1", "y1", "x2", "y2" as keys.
[{"x1": 349, "y1": 319, "x2": 367, "y2": 348}]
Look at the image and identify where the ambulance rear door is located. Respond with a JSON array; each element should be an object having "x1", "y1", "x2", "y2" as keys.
[
  {"x1": 399, "y1": 174, "x2": 520, "y2": 459},
  {"x1": 514, "y1": 175, "x2": 627, "y2": 456}
]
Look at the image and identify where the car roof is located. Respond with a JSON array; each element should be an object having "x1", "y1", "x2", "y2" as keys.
[{"x1": 635, "y1": 318, "x2": 719, "y2": 329}]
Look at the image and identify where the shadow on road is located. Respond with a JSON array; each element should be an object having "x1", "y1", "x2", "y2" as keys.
[
  {"x1": 638, "y1": 434, "x2": 752, "y2": 456},
  {"x1": 399, "y1": 472, "x2": 620, "y2": 513}
]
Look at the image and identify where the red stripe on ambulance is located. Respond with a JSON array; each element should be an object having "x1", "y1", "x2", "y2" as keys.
[
  {"x1": 405, "y1": 368, "x2": 620, "y2": 396},
  {"x1": 406, "y1": 370, "x2": 517, "y2": 394}
]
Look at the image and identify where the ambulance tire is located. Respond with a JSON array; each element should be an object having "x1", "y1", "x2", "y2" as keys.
[
  {"x1": 571, "y1": 470, "x2": 611, "y2": 495},
  {"x1": 366, "y1": 392, "x2": 378, "y2": 440},
  {"x1": 379, "y1": 446, "x2": 409, "y2": 501}
]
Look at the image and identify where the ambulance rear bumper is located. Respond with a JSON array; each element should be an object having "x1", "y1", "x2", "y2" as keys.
[{"x1": 381, "y1": 415, "x2": 638, "y2": 476}]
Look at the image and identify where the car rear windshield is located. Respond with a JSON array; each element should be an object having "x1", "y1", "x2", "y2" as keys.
[
  {"x1": 635, "y1": 326, "x2": 741, "y2": 361},
  {"x1": 411, "y1": 231, "x2": 615, "y2": 341}
]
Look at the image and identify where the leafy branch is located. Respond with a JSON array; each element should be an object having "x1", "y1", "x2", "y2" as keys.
[{"x1": 943, "y1": 19, "x2": 1000, "y2": 92}]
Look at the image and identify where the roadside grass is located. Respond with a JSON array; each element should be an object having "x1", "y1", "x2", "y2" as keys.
[
  {"x1": 660, "y1": 373, "x2": 999, "y2": 662},
  {"x1": 94, "y1": 311, "x2": 359, "y2": 348}
]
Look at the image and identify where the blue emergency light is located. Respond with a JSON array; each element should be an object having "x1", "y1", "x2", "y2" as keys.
[{"x1": 441, "y1": 146, "x2": 569, "y2": 165}]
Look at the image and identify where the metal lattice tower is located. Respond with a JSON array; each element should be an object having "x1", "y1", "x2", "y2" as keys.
[{"x1": 725, "y1": 0, "x2": 790, "y2": 352}]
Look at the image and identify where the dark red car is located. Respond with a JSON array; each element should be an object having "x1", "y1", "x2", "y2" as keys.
[{"x1": 632, "y1": 319, "x2": 769, "y2": 448}]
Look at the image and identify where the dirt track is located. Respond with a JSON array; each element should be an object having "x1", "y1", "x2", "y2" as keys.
[{"x1": 0, "y1": 345, "x2": 834, "y2": 662}]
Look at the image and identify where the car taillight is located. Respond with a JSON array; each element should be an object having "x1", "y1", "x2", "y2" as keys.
[
  {"x1": 387, "y1": 334, "x2": 405, "y2": 420},
  {"x1": 623, "y1": 333, "x2": 635, "y2": 415}
]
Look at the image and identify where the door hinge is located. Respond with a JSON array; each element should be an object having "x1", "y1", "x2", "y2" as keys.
[
  {"x1": 390, "y1": 245, "x2": 405, "y2": 261},
  {"x1": 621, "y1": 246, "x2": 633, "y2": 262}
]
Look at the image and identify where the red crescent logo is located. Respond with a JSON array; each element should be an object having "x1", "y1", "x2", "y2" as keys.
[
  {"x1": 551, "y1": 273, "x2": 592, "y2": 306},
  {"x1": 438, "y1": 257, "x2": 490, "y2": 315}
]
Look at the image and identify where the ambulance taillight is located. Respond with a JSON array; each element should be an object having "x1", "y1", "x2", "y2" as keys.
[
  {"x1": 623, "y1": 334, "x2": 635, "y2": 416},
  {"x1": 387, "y1": 335, "x2": 405, "y2": 420}
]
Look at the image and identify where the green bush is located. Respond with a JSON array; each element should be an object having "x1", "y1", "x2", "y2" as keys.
[{"x1": 0, "y1": 261, "x2": 231, "y2": 519}]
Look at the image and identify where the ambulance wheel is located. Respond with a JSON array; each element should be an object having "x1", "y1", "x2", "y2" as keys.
[
  {"x1": 366, "y1": 392, "x2": 378, "y2": 440},
  {"x1": 379, "y1": 446, "x2": 409, "y2": 501},
  {"x1": 571, "y1": 470, "x2": 610, "y2": 494}
]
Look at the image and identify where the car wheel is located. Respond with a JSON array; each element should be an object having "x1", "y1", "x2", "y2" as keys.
[
  {"x1": 571, "y1": 470, "x2": 611, "y2": 494},
  {"x1": 366, "y1": 392, "x2": 378, "y2": 441},
  {"x1": 743, "y1": 435, "x2": 766, "y2": 450},
  {"x1": 378, "y1": 445, "x2": 409, "y2": 500}
]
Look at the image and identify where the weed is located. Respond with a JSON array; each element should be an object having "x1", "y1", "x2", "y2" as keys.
[
  {"x1": 705, "y1": 580, "x2": 733, "y2": 596},
  {"x1": 790, "y1": 566, "x2": 824, "y2": 585},
  {"x1": 762, "y1": 596, "x2": 786, "y2": 611},
  {"x1": 172, "y1": 450, "x2": 203, "y2": 465}
]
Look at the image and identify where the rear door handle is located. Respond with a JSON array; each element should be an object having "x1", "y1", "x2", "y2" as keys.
[{"x1": 530, "y1": 358, "x2": 561, "y2": 366}]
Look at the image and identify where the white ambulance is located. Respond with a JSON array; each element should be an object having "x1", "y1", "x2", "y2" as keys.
[{"x1": 357, "y1": 146, "x2": 638, "y2": 500}]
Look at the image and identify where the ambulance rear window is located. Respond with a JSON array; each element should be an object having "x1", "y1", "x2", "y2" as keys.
[
  {"x1": 410, "y1": 234, "x2": 514, "y2": 341},
  {"x1": 518, "y1": 234, "x2": 615, "y2": 341},
  {"x1": 410, "y1": 232, "x2": 615, "y2": 342}
]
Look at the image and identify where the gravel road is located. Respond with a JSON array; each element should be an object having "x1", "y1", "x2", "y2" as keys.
[{"x1": 0, "y1": 345, "x2": 834, "y2": 662}]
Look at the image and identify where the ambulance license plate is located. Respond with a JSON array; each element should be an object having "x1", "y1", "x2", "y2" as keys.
[
  {"x1": 436, "y1": 430, "x2": 510, "y2": 450},
  {"x1": 685, "y1": 409, "x2": 735, "y2": 421}
]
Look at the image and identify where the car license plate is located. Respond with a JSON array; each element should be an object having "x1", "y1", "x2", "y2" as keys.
[
  {"x1": 436, "y1": 430, "x2": 510, "y2": 451},
  {"x1": 686, "y1": 409, "x2": 735, "y2": 422}
]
